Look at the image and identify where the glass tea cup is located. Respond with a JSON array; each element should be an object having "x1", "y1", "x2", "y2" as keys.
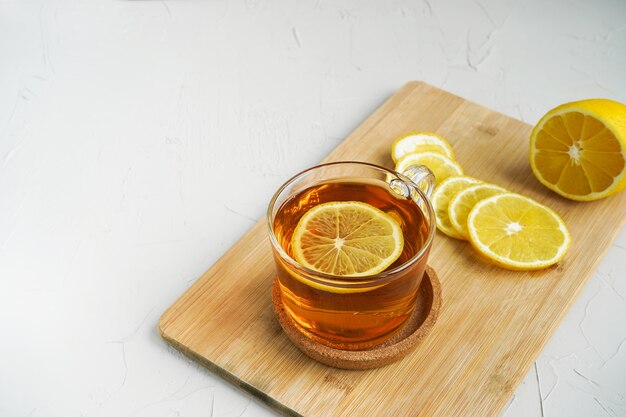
[{"x1": 267, "y1": 161, "x2": 436, "y2": 350}]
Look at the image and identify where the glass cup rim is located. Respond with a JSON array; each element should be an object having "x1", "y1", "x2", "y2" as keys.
[{"x1": 266, "y1": 160, "x2": 436, "y2": 286}]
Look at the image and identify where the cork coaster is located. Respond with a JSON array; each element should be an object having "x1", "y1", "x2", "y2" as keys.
[{"x1": 272, "y1": 266, "x2": 442, "y2": 370}]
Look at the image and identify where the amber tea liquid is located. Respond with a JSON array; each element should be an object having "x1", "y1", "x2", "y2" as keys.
[{"x1": 272, "y1": 179, "x2": 431, "y2": 350}]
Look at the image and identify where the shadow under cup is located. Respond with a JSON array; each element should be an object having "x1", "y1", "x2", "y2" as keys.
[{"x1": 267, "y1": 161, "x2": 436, "y2": 351}]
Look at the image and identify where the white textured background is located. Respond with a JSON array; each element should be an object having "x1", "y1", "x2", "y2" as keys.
[{"x1": 1, "y1": 0, "x2": 625, "y2": 416}]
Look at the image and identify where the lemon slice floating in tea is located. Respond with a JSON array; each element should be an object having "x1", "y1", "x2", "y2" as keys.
[
  {"x1": 291, "y1": 201, "x2": 404, "y2": 276},
  {"x1": 467, "y1": 193, "x2": 571, "y2": 270}
]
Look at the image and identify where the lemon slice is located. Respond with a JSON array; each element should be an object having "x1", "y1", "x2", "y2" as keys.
[
  {"x1": 530, "y1": 99, "x2": 626, "y2": 201},
  {"x1": 392, "y1": 132, "x2": 456, "y2": 162},
  {"x1": 395, "y1": 152, "x2": 463, "y2": 184},
  {"x1": 291, "y1": 201, "x2": 404, "y2": 277},
  {"x1": 432, "y1": 176, "x2": 482, "y2": 239},
  {"x1": 467, "y1": 193, "x2": 571, "y2": 270},
  {"x1": 449, "y1": 183, "x2": 507, "y2": 239}
]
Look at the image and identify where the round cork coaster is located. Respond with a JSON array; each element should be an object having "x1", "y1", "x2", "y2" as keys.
[{"x1": 272, "y1": 266, "x2": 442, "y2": 370}]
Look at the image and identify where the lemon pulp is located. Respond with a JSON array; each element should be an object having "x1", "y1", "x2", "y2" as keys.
[
  {"x1": 530, "y1": 99, "x2": 626, "y2": 201},
  {"x1": 467, "y1": 193, "x2": 571, "y2": 270},
  {"x1": 291, "y1": 201, "x2": 404, "y2": 276}
]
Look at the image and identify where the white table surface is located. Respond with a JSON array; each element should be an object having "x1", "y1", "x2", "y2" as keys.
[{"x1": 1, "y1": 0, "x2": 625, "y2": 416}]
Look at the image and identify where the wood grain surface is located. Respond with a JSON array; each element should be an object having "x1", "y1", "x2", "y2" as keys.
[{"x1": 159, "y1": 81, "x2": 626, "y2": 417}]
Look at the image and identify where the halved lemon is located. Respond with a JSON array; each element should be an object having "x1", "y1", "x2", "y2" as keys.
[
  {"x1": 395, "y1": 152, "x2": 463, "y2": 184},
  {"x1": 391, "y1": 132, "x2": 456, "y2": 162},
  {"x1": 449, "y1": 183, "x2": 507, "y2": 239},
  {"x1": 431, "y1": 176, "x2": 482, "y2": 239},
  {"x1": 467, "y1": 193, "x2": 571, "y2": 270},
  {"x1": 530, "y1": 99, "x2": 626, "y2": 201},
  {"x1": 291, "y1": 201, "x2": 404, "y2": 276}
]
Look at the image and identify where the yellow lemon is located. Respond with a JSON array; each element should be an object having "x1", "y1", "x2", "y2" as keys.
[
  {"x1": 391, "y1": 132, "x2": 456, "y2": 162},
  {"x1": 449, "y1": 183, "x2": 507, "y2": 239},
  {"x1": 431, "y1": 176, "x2": 482, "y2": 239},
  {"x1": 467, "y1": 193, "x2": 571, "y2": 270},
  {"x1": 395, "y1": 152, "x2": 463, "y2": 184},
  {"x1": 530, "y1": 99, "x2": 626, "y2": 201},
  {"x1": 291, "y1": 201, "x2": 404, "y2": 276}
]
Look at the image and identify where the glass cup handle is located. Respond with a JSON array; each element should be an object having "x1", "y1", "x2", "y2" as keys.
[{"x1": 401, "y1": 164, "x2": 436, "y2": 198}]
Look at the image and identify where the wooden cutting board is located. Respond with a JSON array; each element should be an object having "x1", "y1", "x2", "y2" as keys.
[{"x1": 159, "y1": 81, "x2": 626, "y2": 417}]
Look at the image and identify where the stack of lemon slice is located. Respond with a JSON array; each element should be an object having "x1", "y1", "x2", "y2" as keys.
[
  {"x1": 392, "y1": 131, "x2": 571, "y2": 271},
  {"x1": 393, "y1": 132, "x2": 463, "y2": 183}
]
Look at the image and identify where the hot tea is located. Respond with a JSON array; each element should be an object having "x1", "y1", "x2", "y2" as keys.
[{"x1": 272, "y1": 178, "x2": 431, "y2": 350}]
